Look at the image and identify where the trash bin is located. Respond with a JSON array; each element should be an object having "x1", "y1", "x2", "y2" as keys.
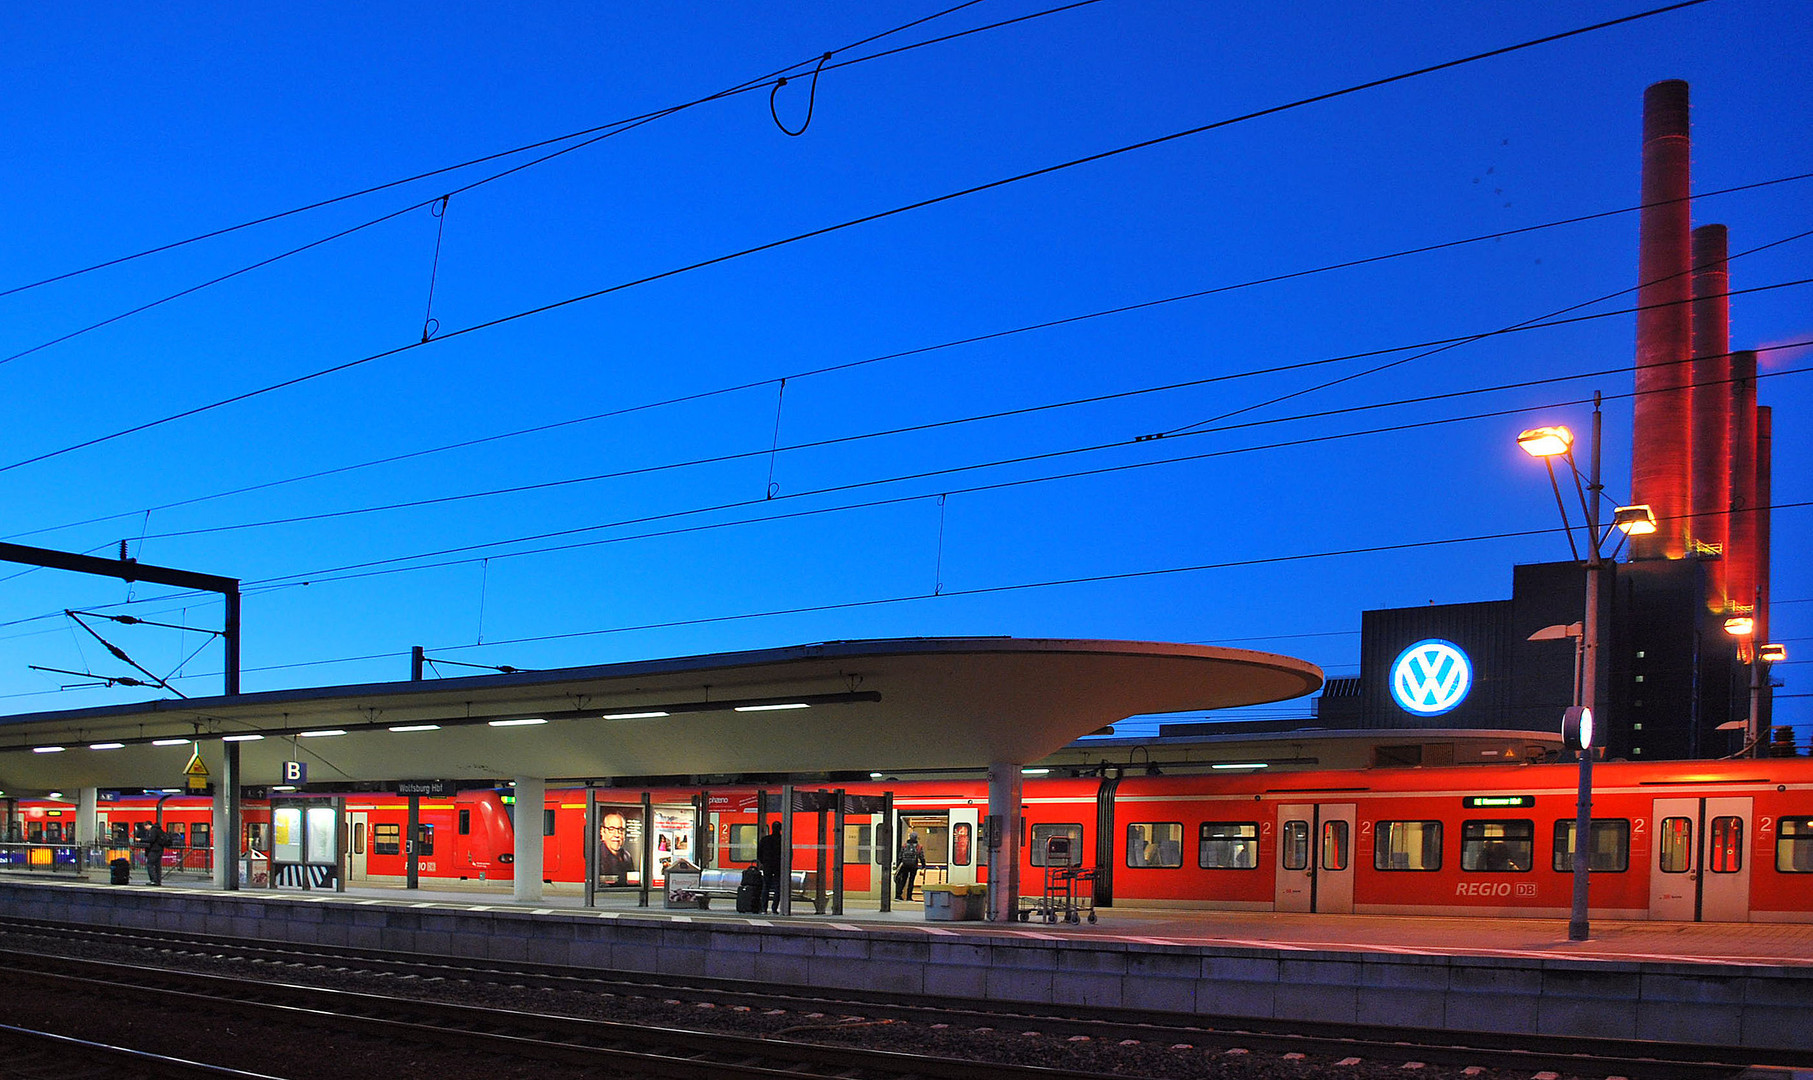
[
  {"x1": 923, "y1": 883, "x2": 958, "y2": 920},
  {"x1": 109, "y1": 857, "x2": 131, "y2": 885},
  {"x1": 961, "y1": 883, "x2": 988, "y2": 920}
]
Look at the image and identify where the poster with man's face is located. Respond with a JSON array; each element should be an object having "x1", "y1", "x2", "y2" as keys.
[{"x1": 597, "y1": 806, "x2": 642, "y2": 886}]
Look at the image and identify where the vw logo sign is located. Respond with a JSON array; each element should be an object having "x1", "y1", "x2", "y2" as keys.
[{"x1": 1391, "y1": 639, "x2": 1473, "y2": 716}]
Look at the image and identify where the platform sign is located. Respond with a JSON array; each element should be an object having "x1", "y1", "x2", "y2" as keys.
[
  {"x1": 184, "y1": 749, "x2": 211, "y2": 793},
  {"x1": 282, "y1": 760, "x2": 307, "y2": 785},
  {"x1": 396, "y1": 779, "x2": 455, "y2": 797}
]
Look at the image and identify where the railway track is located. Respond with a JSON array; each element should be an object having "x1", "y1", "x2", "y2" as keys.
[
  {"x1": 0, "y1": 1022, "x2": 287, "y2": 1080},
  {"x1": 0, "y1": 917, "x2": 1797, "y2": 1080}
]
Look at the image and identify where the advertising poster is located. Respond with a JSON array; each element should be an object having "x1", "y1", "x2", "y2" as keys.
[
  {"x1": 273, "y1": 807, "x2": 303, "y2": 863},
  {"x1": 651, "y1": 806, "x2": 696, "y2": 885},
  {"x1": 596, "y1": 805, "x2": 643, "y2": 887},
  {"x1": 305, "y1": 806, "x2": 338, "y2": 865}
]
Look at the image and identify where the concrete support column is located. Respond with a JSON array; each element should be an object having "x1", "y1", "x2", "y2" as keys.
[
  {"x1": 75, "y1": 787, "x2": 99, "y2": 847},
  {"x1": 213, "y1": 742, "x2": 240, "y2": 890},
  {"x1": 513, "y1": 776, "x2": 545, "y2": 902},
  {"x1": 986, "y1": 761, "x2": 1023, "y2": 922}
]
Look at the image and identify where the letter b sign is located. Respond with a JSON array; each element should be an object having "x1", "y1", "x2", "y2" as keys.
[{"x1": 282, "y1": 760, "x2": 307, "y2": 784}]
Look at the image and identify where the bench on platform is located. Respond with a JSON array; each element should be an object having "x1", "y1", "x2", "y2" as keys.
[{"x1": 689, "y1": 868, "x2": 822, "y2": 913}]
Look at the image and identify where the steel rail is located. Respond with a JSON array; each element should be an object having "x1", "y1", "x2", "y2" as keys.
[
  {"x1": 0, "y1": 1022, "x2": 290, "y2": 1080},
  {"x1": 1, "y1": 917, "x2": 1798, "y2": 1078},
  {"x1": 0, "y1": 950, "x2": 1129, "y2": 1080}
]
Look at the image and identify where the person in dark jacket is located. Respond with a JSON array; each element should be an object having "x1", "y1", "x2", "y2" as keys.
[
  {"x1": 755, "y1": 822, "x2": 783, "y2": 913},
  {"x1": 141, "y1": 822, "x2": 168, "y2": 886},
  {"x1": 894, "y1": 833, "x2": 924, "y2": 901}
]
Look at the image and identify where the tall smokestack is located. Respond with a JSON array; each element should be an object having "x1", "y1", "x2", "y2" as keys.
[
  {"x1": 1689, "y1": 223, "x2": 1731, "y2": 607},
  {"x1": 1757, "y1": 404, "x2": 1773, "y2": 728},
  {"x1": 1630, "y1": 79, "x2": 1694, "y2": 559},
  {"x1": 1727, "y1": 350, "x2": 1759, "y2": 627}
]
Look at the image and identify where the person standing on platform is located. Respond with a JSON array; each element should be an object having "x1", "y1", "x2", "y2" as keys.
[
  {"x1": 142, "y1": 822, "x2": 167, "y2": 886},
  {"x1": 756, "y1": 821, "x2": 783, "y2": 913},
  {"x1": 894, "y1": 832, "x2": 924, "y2": 901}
]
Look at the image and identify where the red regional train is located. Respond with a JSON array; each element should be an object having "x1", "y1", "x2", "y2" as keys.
[{"x1": 13, "y1": 756, "x2": 1813, "y2": 922}]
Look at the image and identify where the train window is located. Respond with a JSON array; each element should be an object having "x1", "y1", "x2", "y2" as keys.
[
  {"x1": 544, "y1": 809, "x2": 557, "y2": 837},
  {"x1": 111, "y1": 823, "x2": 130, "y2": 844},
  {"x1": 1126, "y1": 823, "x2": 1182, "y2": 868},
  {"x1": 373, "y1": 823, "x2": 401, "y2": 856},
  {"x1": 1321, "y1": 820, "x2": 1350, "y2": 871},
  {"x1": 353, "y1": 823, "x2": 365, "y2": 855},
  {"x1": 1373, "y1": 821, "x2": 1442, "y2": 871},
  {"x1": 192, "y1": 823, "x2": 211, "y2": 851},
  {"x1": 1031, "y1": 824, "x2": 1084, "y2": 867},
  {"x1": 1460, "y1": 821, "x2": 1532, "y2": 872},
  {"x1": 1658, "y1": 817, "x2": 1692, "y2": 873},
  {"x1": 416, "y1": 823, "x2": 435, "y2": 857},
  {"x1": 27, "y1": 825, "x2": 43, "y2": 843},
  {"x1": 728, "y1": 824, "x2": 759, "y2": 863},
  {"x1": 843, "y1": 823, "x2": 872, "y2": 865},
  {"x1": 1707, "y1": 816, "x2": 1742, "y2": 873},
  {"x1": 952, "y1": 821, "x2": 972, "y2": 867},
  {"x1": 1198, "y1": 822, "x2": 1258, "y2": 869},
  {"x1": 1280, "y1": 821, "x2": 1310, "y2": 870},
  {"x1": 459, "y1": 809, "x2": 471, "y2": 836},
  {"x1": 164, "y1": 824, "x2": 187, "y2": 849},
  {"x1": 1551, "y1": 819, "x2": 1630, "y2": 872},
  {"x1": 1776, "y1": 817, "x2": 1813, "y2": 873}
]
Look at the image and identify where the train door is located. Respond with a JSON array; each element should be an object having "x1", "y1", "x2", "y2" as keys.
[
  {"x1": 1650, "y1": 797, "x2": 1753, "y2": 921},
  {"x1": 1274, "y1": 803, "x2": 1355, "y2": 914},
  {"x1": 947, "y1": 808, "x2": 978, "y2": 886},
  {"x1": 347, "y1": 811, "x2": 370, "y2": 883}
]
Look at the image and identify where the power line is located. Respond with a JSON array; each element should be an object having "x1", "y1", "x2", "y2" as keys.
[
  {"x1": 11, "y1": 168, "x2": 1807, "y2": 546},
  {"x1": 73, "y1": 281, "x2": 1802, "y2": 547},
  {"x1": 0, "y1": 0, "x2": 1041, "y2": 304},
  {"x1": 0, "y1": 0, "x2": 1706, "y2": 478}
]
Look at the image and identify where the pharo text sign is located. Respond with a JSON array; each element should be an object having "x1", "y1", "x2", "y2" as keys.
[{"x1": 1391, "y1": 639, "x2": 1472, "y2": 716}]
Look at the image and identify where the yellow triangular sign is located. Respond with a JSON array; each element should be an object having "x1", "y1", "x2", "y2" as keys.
[{"x1": 185, "y1": 750, "x2": 210, "y2": 780}]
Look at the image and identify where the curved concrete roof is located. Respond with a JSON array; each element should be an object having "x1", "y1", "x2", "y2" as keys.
[{"x1": 0, "y1": 638, "x2": 1322, "y2": 791}]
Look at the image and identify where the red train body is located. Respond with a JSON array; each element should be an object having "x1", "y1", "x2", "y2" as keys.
[{"x1": 12, "y1": 756, "x2": 1812, "y2": 922}]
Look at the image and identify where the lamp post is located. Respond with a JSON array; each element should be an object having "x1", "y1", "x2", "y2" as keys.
[
  {"x1": 1517, "y1": 392, "x2": 1652, "y2": 942},
  {"x1": 1726, "y1": 600, "x2": 1785, "y2": 758}
]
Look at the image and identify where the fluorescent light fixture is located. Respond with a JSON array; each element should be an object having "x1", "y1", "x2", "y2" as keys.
[
  {"x1": 271, "y1": 785, "x2": 297, "y2": 792},
  {"x1": 88, "y1": 742, "x2": 125, "y2": 750},
  {"x1": 389, "y1": 724, "x2": 440, "y2": 732},
  {"x1": 47, "y1": 792, "x2": 62, "y2": 799},
  {"x1": 603, "y1": 710, "x2": 670, "y2": 720},
  {"x1": 1022, "y1": 767, "x2": 1050, "y2": 776},
  {"x1": 488, "y1": 717, "x2": 547, "y2": 727},
  {"x1": 152, "y1": 738, "x2": 191, "y2": 747},
  {"x1": 298, "y1": 729, "x2": 347, "y2": 738},
  {"x1": 870, "y1": 772, "x2": 885, "y2": 780},
  {"x1": 1211, "y1": 762, "x2": 1269, "y2": 770},
  {"x1": 223, "y1": 734, "x2": 264, "y2": 742},
  {"x1": 734, "y1": 702, "x2": 810, "y2": 712},
  {"x1": 1516, "y1": 425, "x2": 1574, "y2": 458},
  {"x1": 33, "y1": 746, "x2": 66, "y2": 754}
]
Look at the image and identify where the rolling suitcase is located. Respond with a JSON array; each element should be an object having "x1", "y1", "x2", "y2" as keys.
[{"x1": 736, "y1": 866, "x2": 764, "y2": 913}]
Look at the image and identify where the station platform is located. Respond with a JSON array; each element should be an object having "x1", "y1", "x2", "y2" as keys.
[{"x1": 3, "y1": 868, "x2": 1811, "y2": 1053}]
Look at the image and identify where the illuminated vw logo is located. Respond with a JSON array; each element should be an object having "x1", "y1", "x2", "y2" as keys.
[{"x1": 1391, "y1": 639, "x2": 1472, "y2": 716}]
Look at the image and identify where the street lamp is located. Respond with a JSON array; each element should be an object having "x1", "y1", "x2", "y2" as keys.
[
  {"x1": 1517, "y1": 391, "x2": 1639, "y2": 942},
  {"x1": 1725, "y1": 599, "x2": 1783, "y2": 758}
]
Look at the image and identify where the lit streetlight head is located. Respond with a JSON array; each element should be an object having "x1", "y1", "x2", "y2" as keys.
[
  {"x1": 1759, "y1": 643, "x2": 1787, "y2": 663},
  {"x1": 1612, "y1": 504, "x2": 1657, "y2": 535},
  {"x1": 1517, "y1": 425, "x2": 1574, "y2": 458},
  {"x1": 1724, "y1": 615, "x2": 1756, "y2": 637}
]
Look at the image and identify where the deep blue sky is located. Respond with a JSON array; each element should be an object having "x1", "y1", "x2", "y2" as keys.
[{"x1": 2, "y1": 2, "x2": 1807, "y2": 743}]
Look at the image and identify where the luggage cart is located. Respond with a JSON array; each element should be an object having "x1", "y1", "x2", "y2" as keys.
[{"x1": 1017, "y1": 834, "x2": 1097, "y2": 924}]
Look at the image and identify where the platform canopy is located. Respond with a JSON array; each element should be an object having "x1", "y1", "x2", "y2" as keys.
[{"x1": 0, "y1": 637, "x2": 1321, "y2": 793}]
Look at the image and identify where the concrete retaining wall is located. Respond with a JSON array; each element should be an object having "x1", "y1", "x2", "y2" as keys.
[{"x1": 2, "y1": 880, "x2": 1805, "y2": 1050}]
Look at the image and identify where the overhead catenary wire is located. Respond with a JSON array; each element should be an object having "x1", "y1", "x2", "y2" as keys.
[
  {"x1": 72, "y1": 283, "x2": 1813, "y2": 546},
  {"x1": 17, "y1": 345, "x2": 1802, "y2": 628},
  {"x1": 10, "y1": 168, "x2": 1806, "y2": 546},
  {"x1": 0, "y1": 0, "x2": 1029, "y2": 304},
  {"x1": 0, "y1": 0, "x2": 1707, "y2": 478}
]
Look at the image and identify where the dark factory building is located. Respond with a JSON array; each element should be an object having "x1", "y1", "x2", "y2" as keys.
[
  {"x1": 1314, "y1": 557, "x2": 1761, "y2": 761},
  {"x1": 1315, "y1": 80, "x2": 1786, "y2": 764}
]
